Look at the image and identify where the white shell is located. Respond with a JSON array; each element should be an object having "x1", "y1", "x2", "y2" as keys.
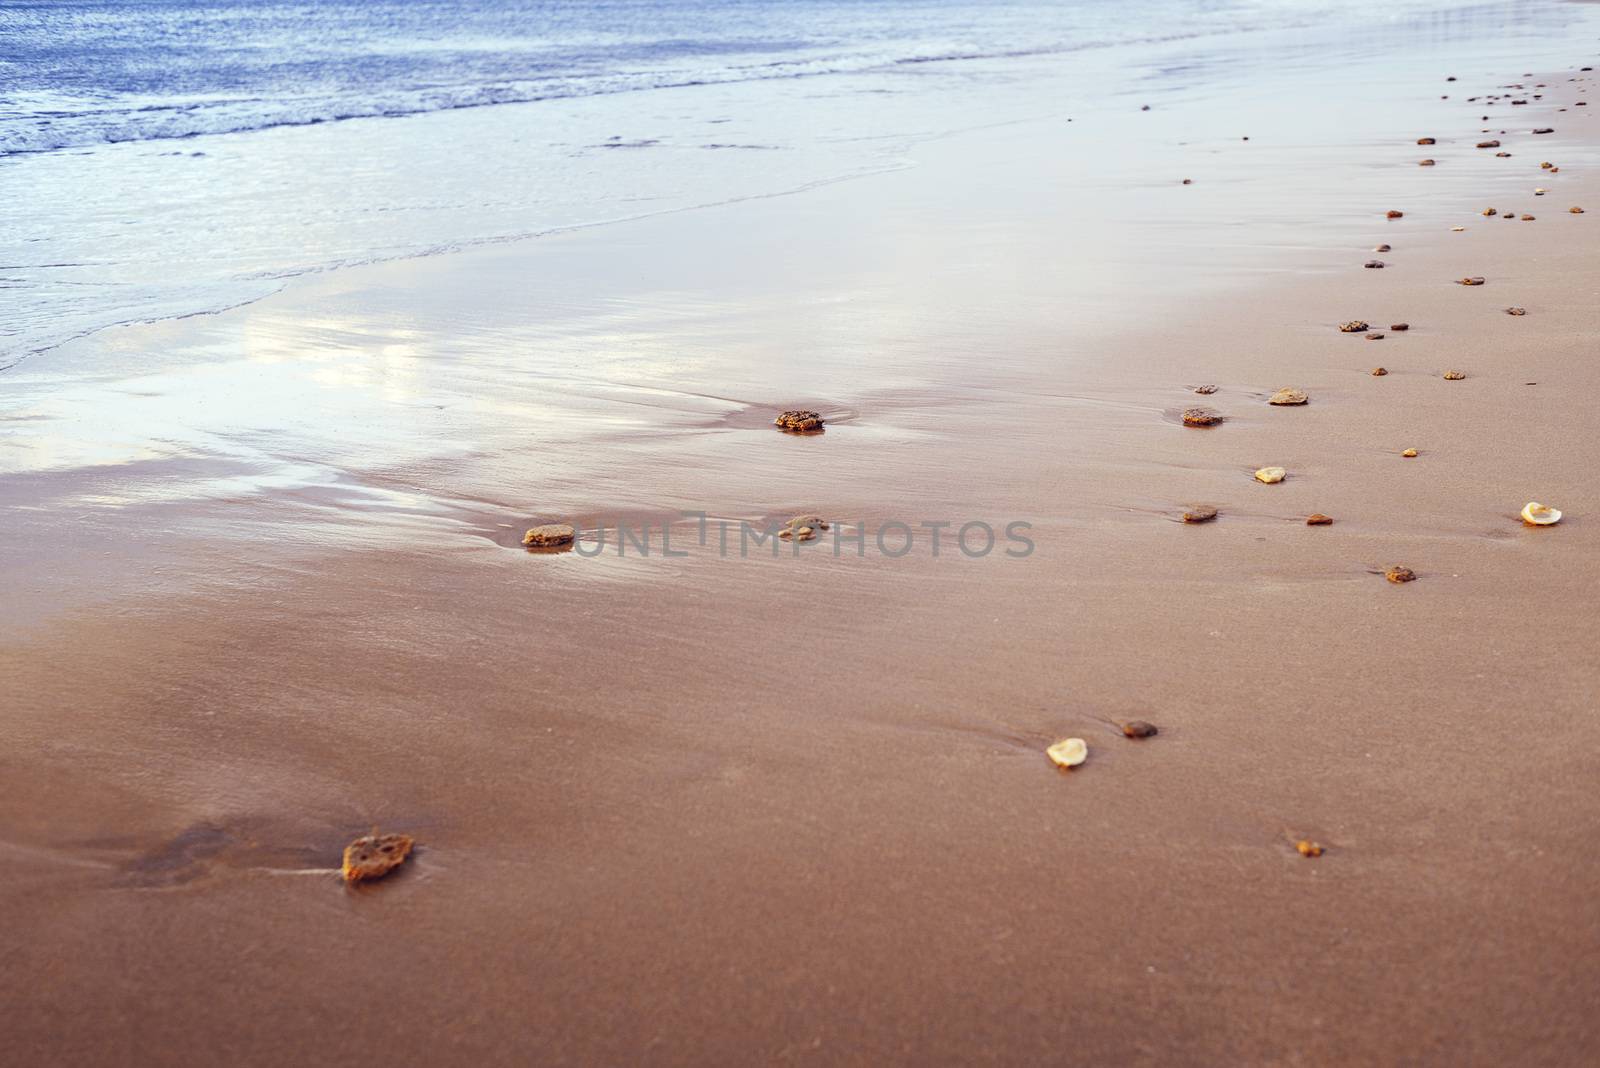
[
  {"x1": 1254, "y1": 466, "x2": 1287, "y2": 484},
  {"x1": 1521, "y1": 502, "x2": 1562, "y2": 526},
  {"x1": 1046, "y1": 738, "x2": 1088, "y2": 768}
]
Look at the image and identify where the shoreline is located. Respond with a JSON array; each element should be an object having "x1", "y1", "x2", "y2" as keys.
[{"x1": 5, "y1": 26, "x2": 1600, "y2": 1068}]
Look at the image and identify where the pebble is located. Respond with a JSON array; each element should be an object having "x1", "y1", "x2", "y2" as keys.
[
  {"x1": 1483, "y1": 208, "x2": 1498, "y2": 216},
  {"x1": 1443, "y1": 370, "x2": 1467, "y2": 380},
  {"x1": 1419, "y1": 159, "x2": 1436, "y2": 166},
  {"x1": 1417, "y1": 137, "x2": 1436, "y2": 145},
  {"x1": 1182, "y1": 506, "x2": 1218, "y2": 524},
  {"x1": 1182, "y1": 407, "x2": 1223, "y2": 427},
  {"x1": 1371, "y1": 367, "x2": 1388, "y2": 376},
  {"x1": 1296, "y1": 840, "x2": 1325, "y2": 858},
  {"x1": 1194, "y1": 384, "x2": 1219, "y2": 395},
  {"x1": 1306, "y1": 513, "x2": 1334, "y2": 525},
  {"x1": 1541, "y1": 161, "x2": 1555, "y2": 169},
  {"x1": 774, "y1": 409, "x2": 824, "y2": 432},
  {"x1": 1385, "y1": 566, "x2": 1418, "y2": 584},
  {"x1": 1495, "y1": 151, "x2": 1512, "y2": 158},
  {"x1": 1338, "y1": 320, "x2": 1370, "y2": 333},
  {"x1": 1458, "y1": 277, "x2": 1486, "y2": 286},
  {"x1": 1365, "y1": 332, "x2": 1385, "y2": 341},
  {"x1": 1389, "y1": 323, "x2": 1409, "y2": 331},
  {"x1": 1373, "y1": 244, "x2": 1391, "y2": 252},
  {"x1": 522, "y1": 523, "x2": 577, "y2": 548},
  {"x1": 778, "y1": 515, "x2": 830, "y2": 541},
  {"x1": 1521, "y1": 214, "x2": 1535, "y2": 221},
  {"x1": 1268, "y1": 388, "x2": 1309, "y2": 406},
  {"x1": 1506, "y1": 307, "x2": 1527, "y2": 315},
  {"x1": 1521, "y1": 502, "x2": 1562, "y2": 526},
  {"x1": 1364, "y1": 260, "x2": 1385, "y2": 268},
  {"x1": 1122, "y1": 721, "x2": 1160, "y2": 739},
  {"x1": 1386, "y1": 210, "x2": 1404, "y2": 219},
  {"x1": 1182, "y1": 178, "x2": 1193, "y2": 185},
  {"x1": 342, "y1": 833, "x2": 415, "y2": 884},
  {"x1": 1451, "y1": 226, "x2": 1465, "y2": 232},
  {"x1": 1533, "y1": 127, "x2": 1554, "y2": 134},
  {"x1": 1571, "y1": 207, "x2": 1586, "y2": 214},
  {"x1": 1047, "y1": 738, "x2": 1088, "y2": 768},
  {"x1": 1402, "y1": 448, "x2": 1419, "y2": 458},
  {"x1": 1477, "y1": 139, "x2": 1501, "y2": 148},
  {"x1": 1254, "y1": 466, "x2": 1287, "y2": 484}
]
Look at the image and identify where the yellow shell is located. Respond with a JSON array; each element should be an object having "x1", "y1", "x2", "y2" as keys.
[
  {"x1": 1254, "y1": 466, "x2": 1287, "y2": 484},
  {"x1": 1521, "y1": 502, "x2": 1562, "y2": 526},
  {"x1": 1046, "y1": 738, "x2": 1088, "y2": 768}
]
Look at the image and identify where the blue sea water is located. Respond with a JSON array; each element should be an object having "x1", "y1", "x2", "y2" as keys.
[{"x1": 0, "y1": 0, "x2": 1582, "y2": 366}]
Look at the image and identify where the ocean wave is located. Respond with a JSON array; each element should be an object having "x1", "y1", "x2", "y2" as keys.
[{"x1": 0, "y1": 32, "x2": 1222, "y2": 157}]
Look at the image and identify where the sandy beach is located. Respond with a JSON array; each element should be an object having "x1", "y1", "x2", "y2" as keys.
[{"x1": 4, "y1": 4, "x2": 1600, "y2": 1064}]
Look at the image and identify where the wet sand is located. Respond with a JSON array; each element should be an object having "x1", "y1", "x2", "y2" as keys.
[{"x1": 5, "y1": 31, "x2": 1600, "y2": 1068}]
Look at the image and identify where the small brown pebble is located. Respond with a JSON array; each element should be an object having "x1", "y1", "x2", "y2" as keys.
[
  {"x1": 1389, "y1": 323, "x2": 1409, "y2": 331},
  {"x1": 1296, "y1": 840, "x2": 1324, "y2": 858},
  {"x1": 1506, "y1": 306, "x2": 1526, "y2": 315},
  {"x1": 1416, "y1": 137, "x2": 1436, "y2": 145},
  {"x1": 1457, "y1": 277, "x2": 1485, "y2": 286},
  {"x1": 1451, "y1": 226, "x2": 1465, "y2": 232},
  {"x1": 1181, "y1": 178, "x2": 1193, "y2": 185},
  {"x1": 777, "y1": 514, "x2": 830, "y2": 541},
  {"x1": 1268, "y1": 387, "x2": 1309, "y2": 406},
  {"x1": 1443, "y1": 370, "x2": 1466, "y2": 380},
  {"x1": 1194, "y1": 384, "x2": 1218, "y2": 394},
  {"x1": 522, "y1": 523, "x2": 577, "y2": 548},
  {"x1": 1571, "y1": 207, "x2": 1586, "y2": 214},
  {"x1": 1364, "y1": 260, "x2": 1385, "y2": 268},
  {"x1": 1182, "y1": 506, "x2": 1218, "y2": 524},
  {"x1": 1182, "y1": 407, "x2": 1223, "y2": 427},
  {"x1": 1373, "y1": 244, "x2": 1391, "y2": 253},
  {"x1": 1402, "y1": 448, "x2": 1418, "y2": 458},
  {"x1": 1371, "y1": 367, "x2": 1388, "y2": 376},
  {"x1": 1533, "y1": 127, "x2": 1554, "y2": 134},
  {"x1": 1122, "y1": 721, "x2": 1159, "y2": 739},
  {"x1": 1418, "y1": 158, "x2": 1435, "y2": 166},
  {"x1": 774, "y1": 409, "x2": 824, "y2": 432},
  {"x1": 1385, "y1": 566, "x2": 1417, "y2": 584},
  {"x1": 1477, "y1": 139, "x2": 1501, "y2": 148},
  {"x1": 1482, "y1": 208, "x2": 1498, "y2": 216},
  {"x1": 1541, "y1": 161, "x2": 1554, "y2": 169},
  {"x1": 1495, "y1": 151, "x2": 1512, "y2": 158},
  {"x1": 1521, "y1": 214, "x2": 1535, "y2": 221},
  {"x1": 1385, "y1": 210, "x2": 1404, "y2": 219},
  {"x1": 342, "y1": 833, "x2": 415, "y2": 884},
  {"x1": 1365, "y1": 332, "x2": 1384, "y2": 341},
  {"x1": 1338, "y1": 320, "x2": 1370, "y2": 333},
  {"x1": 1306, "y1": 513, "x2": 1334, "y2": 525}
]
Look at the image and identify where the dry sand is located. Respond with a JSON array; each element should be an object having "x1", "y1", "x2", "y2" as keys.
[{"x1": 3, "y1": 43, "x2": 1600, "y2": 1068}]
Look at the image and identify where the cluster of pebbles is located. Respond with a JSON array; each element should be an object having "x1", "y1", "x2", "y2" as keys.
[{"x1": 1171, "y1": 73, "x2": 1575, "y2": 600}]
